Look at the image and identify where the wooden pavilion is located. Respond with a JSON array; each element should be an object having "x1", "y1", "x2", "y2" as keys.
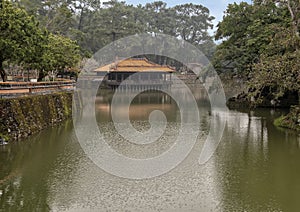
[{"x1": 95, "y1": 58, "x2": 175, "y2": 90}]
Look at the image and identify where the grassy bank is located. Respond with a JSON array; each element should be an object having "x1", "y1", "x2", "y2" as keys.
[{"x1": 274, "y1": 106, "x2": 300, "y2": 131}]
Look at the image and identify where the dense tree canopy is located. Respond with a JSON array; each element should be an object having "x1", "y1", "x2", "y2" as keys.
[
  {"x1": 249, "y1": 0, "x2": 300, "y2": 102},
  {"x1": 0, "y1": 0, "x2": 46, "y2": 81},
  {"x1": 0, "y1": 0, "x2": 81, "y2": 81},
  {"x1": 14, "y1": 0, "x2": 215, "y2": 58},
  {"x1": 0, "y1": 0, "x2": 216, "y2": 80},
  {"x1": 214, "y1": 0, "x2": 300, "y2": 103},
  {"x1": 214, "y1": 1, "x2": 288, "y2": 74},
  {"x1": 39, "y1": 34, "x2": 81, "y2": 80}
]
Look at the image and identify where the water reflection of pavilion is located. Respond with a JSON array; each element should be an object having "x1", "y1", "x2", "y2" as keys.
[
  {"x1": 95, "y1": 92, "x2": 178, "y2": 122},
  {"x1": 94, "y1": 58, "x2": 175, "y2": 90}
]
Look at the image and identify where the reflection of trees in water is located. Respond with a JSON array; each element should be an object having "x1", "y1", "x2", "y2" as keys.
[
  {"x1": 0, "y1": 121, "x2": 73, "y2": 211},
  {"x1": 214, "y1": 109, "x2": 300, "y2": 211}
]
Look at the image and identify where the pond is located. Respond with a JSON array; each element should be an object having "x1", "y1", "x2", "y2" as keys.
[{"x1": 0, "y1": 89, "x2": 300, "y2": 211}]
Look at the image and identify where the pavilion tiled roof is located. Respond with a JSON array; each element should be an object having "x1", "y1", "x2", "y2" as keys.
[{"x1": 95, "y1": 58, "x2": 175, "y2": 73}]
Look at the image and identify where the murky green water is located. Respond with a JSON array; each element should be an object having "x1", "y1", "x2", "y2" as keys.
[{"x1": 1, "y1": 90, "x2": 300, "y2": 211}]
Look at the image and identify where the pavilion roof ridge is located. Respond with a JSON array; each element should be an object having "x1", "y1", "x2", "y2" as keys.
[{"x1": 94, "y1": 57, "x2": 175, "y2": 73}]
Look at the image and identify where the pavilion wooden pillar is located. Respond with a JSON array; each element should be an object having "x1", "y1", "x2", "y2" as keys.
[{"x1": 148, "y1": 73, "x2": 150, "y2": 81}]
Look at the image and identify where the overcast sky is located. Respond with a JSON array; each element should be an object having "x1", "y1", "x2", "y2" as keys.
[{"x1": 120, "y1": 0, "x2": 252, "y2": 34}]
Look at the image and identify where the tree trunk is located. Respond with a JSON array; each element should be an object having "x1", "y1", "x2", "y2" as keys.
[
  {"x1": 38, "y1": 70, "x2": 45, "y2": 82},
  {"x1": 0, "y1": 61, "x2": 7, "y2": 82},
  {"x1": 27, "y1": 69, "x2": 30, "y2": 82},
  {"x1": 78, "y1": 7, "x2": 84, "y2": 31},
  {"x1": 287, "y1": 0, "x2": 300, "y2": 40}
]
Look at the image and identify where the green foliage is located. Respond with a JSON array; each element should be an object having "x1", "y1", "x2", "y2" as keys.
[
  {"x1": 14, "y1": 0, "x2": 76, "y2": 36},
  {"x1": 215, "y1": 0, "x2": 300, "y2": 103},
  {"x1": 41, "y1": 34, "x2": 81, "y2": 72},
  {"x1": 249, "y1": 1, "x2": 300, "y2": 101},
  {"x1": 83, "y1": 0, "x2": 143, "y2": 53},
  {"x1": 0, "y1": 0, "x2": 81, "y2": 81},
  {"x1": 174, "y1": 4, "x2": 214, "y2": 44},
  {"x1": 0, "y1": 0, "x2": 46, "y2": 80},
  {"x1": 250, "y1": 28, "x2": 300, "y2": 100},
  {"x1": 1, "y1": 0, "x2": 215, "y2": 80},
  {"x1": 0, "y1": 133, "x2": 9, "y2": 142},
  {"x1": 144, "y1": 1, "x2": 176, "y2": 35},
  {"x1": 274, "y1": 106, "x2": 300, "y2": 131},
  {"x1": 214, "y1": 1, "x2": 288, "y2": 75},
  {"x1": 14, "y1": 0, "x2": 215, "y2": 58}
]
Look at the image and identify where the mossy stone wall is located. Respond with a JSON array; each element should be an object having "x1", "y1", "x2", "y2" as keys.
[{"x1": 0, "y1": 92, "x2": 73, "y2": 142}]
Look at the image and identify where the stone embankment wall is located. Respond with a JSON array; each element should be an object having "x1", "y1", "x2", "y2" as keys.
[{"x1": 0, "y1": 92, "x2": 73, "y2": 142}]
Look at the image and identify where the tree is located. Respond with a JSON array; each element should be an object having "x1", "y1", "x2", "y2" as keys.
[
  {"x1": 0, "y1": 0, "x2": 46, "y2": 81},
  {"x1": 80, "y1": 0, "x2": 144, "y2": 53},
  {"x1": 14, "y1": 0, "x2": 76, "y2": 36},
  {"x1": 248, "y1": 1, "x2": 300, "y2": 102},
  {"x1": 39, "y1": 33, "x2": 81, "y2": 81},
  {"x1": 284, "y1": 0, "x2": 300, "y2": 39},
  {"x1": 215, "y1": 0, "x2": 300, "y2": 104},
  {"x1": 71, "y1": 0, "x2": 102, "y2": 31},
  {"x1": 174, "y1": 4, "x2": 214, "y2": 44},
  {"x1": 214, "y1": 1, "x2": 287, "y2": 75},
  {"x1": 99, "y1": 1, "x2": 142, "y2": 41},
  {"x1": 144, "y1": 1, "x2": 176, "y2": 36},
  {"x1": 142, "y1": 2, "x2": 215, "y2": 66},
  {"x1": 174, "y1": 3, "x2": 215, "y2": 59}
]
